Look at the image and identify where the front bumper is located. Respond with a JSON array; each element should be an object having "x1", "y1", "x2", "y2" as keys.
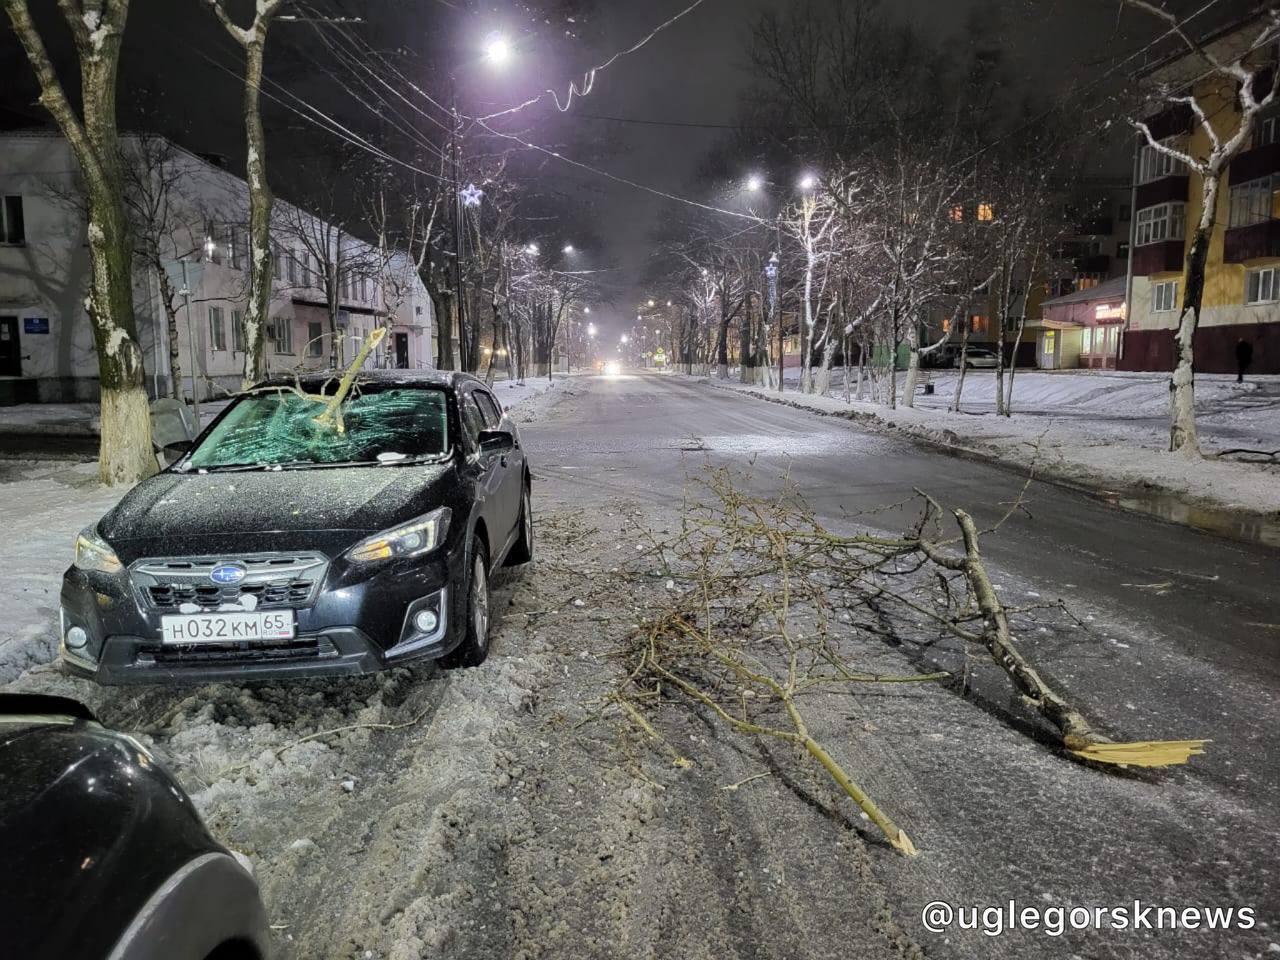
[{"x1": 59, "y1": 542, "x2": 468, "y2": 685}]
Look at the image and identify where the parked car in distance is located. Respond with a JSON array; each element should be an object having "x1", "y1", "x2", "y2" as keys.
[
  {"x1": 954, "y1": 348, "x2": 1000, "y2": 369},
  {"x1": 0, "y1": 693, "x2": 270, "y2": 960},
  {"x1": 59, "y1": 370, "x2": 532, "y2": 685}
]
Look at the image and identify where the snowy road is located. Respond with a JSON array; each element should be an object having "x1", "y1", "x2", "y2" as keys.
[{"x1": 2, "y1": 371, "x2": 1278, "y2": 959}]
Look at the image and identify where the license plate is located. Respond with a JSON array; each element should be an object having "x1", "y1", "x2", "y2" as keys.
[{"x1": 160, "y1": 611, "x2": 296, "y2": 645}]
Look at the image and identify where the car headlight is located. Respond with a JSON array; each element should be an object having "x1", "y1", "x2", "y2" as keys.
[
  {"x1": 74, "y1": 526, "x2": 123, "y2": 574},
  {"x1": 346, "y1": 507, "x2": 451, "y2": 564}
]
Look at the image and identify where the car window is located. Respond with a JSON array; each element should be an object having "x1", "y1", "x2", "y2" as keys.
[
  {"x1": 186, "y1": 387, "x2": 451, "y2": 469},
  {"x1": 460, "y1": 392, "x2": 487, "y2": 448},
  {"x1": 475, "y1": 391, "x2": 502, "y2": 428}
]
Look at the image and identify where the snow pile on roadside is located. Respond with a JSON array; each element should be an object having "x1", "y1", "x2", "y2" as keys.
[
  {"x1": 703, "y1": 377, "x2": 1280, "y2": 518},
  {"x1": 0, "y1": 461, "x2": 124, "y2": 685}
]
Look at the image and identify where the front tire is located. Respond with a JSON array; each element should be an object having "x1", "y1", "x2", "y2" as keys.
[
  {"x1": 506, "y1": 482, "x2": 534, "y2": 566},
  {"x1": 443, "y1": 539, "x2": 490, "y2": 669}
]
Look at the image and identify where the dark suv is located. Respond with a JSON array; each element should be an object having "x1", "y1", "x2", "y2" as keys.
[{"x1": 59, "y1": 371, "x2": 532, "y2": 684}]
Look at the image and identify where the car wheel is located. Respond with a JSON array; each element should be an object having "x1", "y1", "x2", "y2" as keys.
[
  {"x1": 443, "y1": 539, "x2": 490, "y2": 669},
  {"x1": 505, "y1": 482, "x2": 534, "y2": 566}
]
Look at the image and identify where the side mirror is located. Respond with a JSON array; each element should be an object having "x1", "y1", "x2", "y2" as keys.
[
  {"x1": 477, "y1": 429, "x2": 515, "y2": 455},
  {"x1": 161, "y1": 439, "x2": 193, "y2": 466}
]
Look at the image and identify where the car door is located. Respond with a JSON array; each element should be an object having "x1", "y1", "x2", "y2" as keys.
[
  {"x1": 474, "y1": 388, "x2": 522, "y2": 546},
  {"x1": 459, "y1": 387, "x2": 511, "y2": 559}
]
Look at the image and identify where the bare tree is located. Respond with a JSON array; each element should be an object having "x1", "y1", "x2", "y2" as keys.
[
  {"x1": 1123, "y1": 2, "x2": 1280, "y2": 456},
  {"x1": 4, "y1": 0, "x2": 156, "y2": 484},
  {"x1": 202, "y1": 0, "x2": 288, "y2": 389}
]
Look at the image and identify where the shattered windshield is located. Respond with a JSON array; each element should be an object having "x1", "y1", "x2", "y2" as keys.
[{"x1": 184, "y1": 387, "x2": 451, "y2": 471}]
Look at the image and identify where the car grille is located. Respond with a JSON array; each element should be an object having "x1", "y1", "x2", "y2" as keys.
[
  {"x1": 130, "y1": 553, "x2": 328, "y2": 612},
  {"x1": 145, "y1": 635, "x2": 336, "y2": 665}
]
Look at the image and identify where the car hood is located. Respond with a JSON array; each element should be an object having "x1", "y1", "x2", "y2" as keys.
[{"x1": 99, "y1": 463, "x2": 452, "y2": 559}]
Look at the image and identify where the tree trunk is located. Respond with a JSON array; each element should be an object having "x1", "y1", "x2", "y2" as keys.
[
  {"x1": 951, "y1": 318, "x2": 973, "y2": 413},
  {"x1": 1004, "y1": 317, "x2": 1027, "y2": 416},
  {"x1": 154, "y1": 263, "x2": 183, "y2": 400},
  {"x1": 5, "y1": 0, "x2": 156, "y2": 485},
  {"x1": 239, "y1": 35, "x2": 273, "y2": 389},
  {"x1": 1170, "y1": 223, "x2": 1211, "y2": 456}
]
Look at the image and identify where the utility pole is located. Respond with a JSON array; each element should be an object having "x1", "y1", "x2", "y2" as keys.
[{"x1": 180, "y1": 260, "x2": 201, "y2": 424}]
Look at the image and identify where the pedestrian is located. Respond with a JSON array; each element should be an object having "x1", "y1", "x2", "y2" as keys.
[{"x1": 1235, "y1": 338, "x2": 1253, "y2": 384}]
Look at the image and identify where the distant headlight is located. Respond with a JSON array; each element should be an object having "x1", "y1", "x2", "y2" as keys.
[
  {"x1": 346, "y1": 507, "x2": 451, "y2": 564},
  {"x1": 74, "y1": 526, "x2": 123, "y2": 574}
]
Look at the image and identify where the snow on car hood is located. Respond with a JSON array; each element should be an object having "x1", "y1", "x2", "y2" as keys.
[{"x1": 99, "y1": 463, "x2": 452, "y2": 546}]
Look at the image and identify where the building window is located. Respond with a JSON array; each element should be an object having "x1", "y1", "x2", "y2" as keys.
[
  {"x1": 977, "y1": 202, "x2": 995, "y2": 222},
  {"x1": 1152, "y1": 280, "x2": 1178, "y2": 312},
  {"x1": 307, "y1": 321, "x2": 324, "y2": 357},
  {"x1": 209, "y1": 306, "x2": 226, "y2": 352},
  {"x1": 949, "y1": 205, "x2": 964, "y2": 222},
  {"x1": 1246, "y1": 266, "x2": 1278, "y2": 305},
  {"x1": 1119, "y1": 204, "x2": 1131, "y2": 222},
  {"x1": 268, "y1": 317, "x2": 293, "y2": 354},
  {"x1": 969, "y1": 314, "x2": 988, "y2": 334},
  {"x1": 231, "y1": 309, "x2": 244, "y2": 351},
  {"x1": 1, "y1": 196, "x2": 25, "y2": 244},
  {"x1": 205, "y1": 221, "x2": 224, "y2": 265},
  {"x1": 224, "y1": 225, "x2": 242, "y2": 270},
  {"x1": 1117, "y1": 241, "x2": 1130, "y2": 260},
  {"x1": 287, "y1": 250, "x2": 298, "y2": 284},
  {"x1": 1135, "y1": 203, "x2": 1186, "y2": 246},
  {"x1": 1138, "y1": 137, "x2": 1186, "y2": 184},
  {"x1": 1228, "y1": 175, "x2": 1280, "y2": 228},
  {"x1": 271, "y1": 243, "x2": 282, "y2": 276},
  {"x1": 1255, "y1": 111, "x2": 1280, "y2": 150}
]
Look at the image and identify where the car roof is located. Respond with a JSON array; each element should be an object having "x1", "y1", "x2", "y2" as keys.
[{"x1": 250, "y1": 368, "x2": 483, "y2": 394}]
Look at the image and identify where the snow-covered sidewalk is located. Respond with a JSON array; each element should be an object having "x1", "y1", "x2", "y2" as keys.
[{"x1": 696, "y1": 370, "x2": 1280, "y2": 519}]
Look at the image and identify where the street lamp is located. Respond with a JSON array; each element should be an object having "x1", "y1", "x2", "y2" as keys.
[
  {"x1": 525, "y1": 243, "x2": 539, "y2": 255},
  {"x1": 621, "y1": 334, "x2": 629, "y2": 344},
  {"x1": 587, "y1": 323, "x2": 597, "y2": 337},
  {"x1": 583, "y1": 306, "x2": 590, "y2": 314},
  {"x1": 562, "y1": 243, "x2": 575, "y2": 254},
  {"x1": 746, "y1": 174, "x2": 764, "y2": 192},
  {"x1": 485, "y1": 34, "x2": 512, "y2": 65},
  {"x1": 647, "y1": 299, "x2": 655, "y2": 307},
  {"x1": 798, "y1": 173, "x2": 818, "y2": 191}
]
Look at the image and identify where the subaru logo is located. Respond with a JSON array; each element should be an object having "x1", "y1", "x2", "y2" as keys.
[{"x1": 210, "y1": 562, "x2": 247, "y2": 585}]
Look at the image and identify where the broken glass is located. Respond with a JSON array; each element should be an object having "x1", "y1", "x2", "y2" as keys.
[{"x1": 184, "y1": 387, "x2": 451, "y2": 470}]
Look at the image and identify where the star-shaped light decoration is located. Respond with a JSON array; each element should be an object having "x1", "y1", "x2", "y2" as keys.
[{"x1": 460, "y1": 183, "x2": 484, "y2": 208}]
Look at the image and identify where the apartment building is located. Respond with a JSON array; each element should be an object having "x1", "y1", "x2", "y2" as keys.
[
  {"x1": 0, "y1": 130, "x2": 433, "y2": 404},
  {"x1": 1121, "y1": 11, "x2": 1280, "y2": 374}
]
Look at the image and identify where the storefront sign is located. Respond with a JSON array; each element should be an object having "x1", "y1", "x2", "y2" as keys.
[
  {"x1": 1094, "y1": 303, "x2": 1124, "y2": 320},
  {"x1": 24, "y1": 317, "x2": 49, "y2": 334}
]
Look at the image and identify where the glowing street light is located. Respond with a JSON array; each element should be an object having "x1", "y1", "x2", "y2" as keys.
[
  {"x1": 485, "y1": 34, "x2": 512, "y2": 65},
  {"x1": 746, "y1": 174, "x2": 764, "y2": 192},
  {"x1": 525, "y1": 243, "x2": 540, "y2": 255},
  {"x1": 587, "y1": 323, "x2": 597, "y2": 337},
  {"x1": 666, "y1": 300, "x2": 672, "y2": 307},
  {"x1": 620, "y1": 334, "x2": 629, "y2": 344},
  {"x1": 562, "y1": 243, "x2": 575, "y2": 254},
  {"x1": 647, "y1": 299, "x2": 655, "y2": 307},
  {"x1": 798, "y1": 173, "x2": 818, "y2": 191},
  {"x1": 583, "y1": 306, "x2": 591, "y2": 314}
]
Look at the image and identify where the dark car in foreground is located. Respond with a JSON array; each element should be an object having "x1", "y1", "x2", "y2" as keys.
[
  {"x1": 0, "y1": 694, "x2": 269, "y2": 960},
  {"x1": 59, "y1": 371, "x2": 532, "y2": 684}
]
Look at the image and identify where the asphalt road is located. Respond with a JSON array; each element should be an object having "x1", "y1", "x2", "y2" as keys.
[
  {"x1": 524, "y1": 371, "x2": 1278, "y2": 675},
  {"x1": 521, "y1": 371, "x2": 1280, "y2": 956}
]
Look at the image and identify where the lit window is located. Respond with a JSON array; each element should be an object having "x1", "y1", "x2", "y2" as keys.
[
  {"x1": 1152, "y1": 280, "x2": 1178, "y2": 312},
  {"x1": 1135, "y1": 203, "x2": 1186, "y2": 246},
  {"x1": 1246, "y1": 267, "x2": 1278, "y2": 305},
  {"x1": 1228, "y1": 175, "x2": 1280, "y2": 228},
  {"x1": 1138, "y1": 137, "x2": 1187, "y2": 184},
  {"x1": 949, "y1": 205, "x2": 964, "y2": 222},
  {"x1": 969, "y1": 315, "x2": 988, "y2": 334},
  {"x1": 977, "y1": 202, "x2": 995, "y2": 222}
]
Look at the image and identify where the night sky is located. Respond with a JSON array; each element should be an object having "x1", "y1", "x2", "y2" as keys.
[{"x1": 0, "y1": 0, "x2": 1222, "y2": 333}]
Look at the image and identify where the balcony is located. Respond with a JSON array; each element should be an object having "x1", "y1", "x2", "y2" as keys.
[
  {"x1": 1131, "y1": 240, "x2": 1184, "y2": 277},
  {"x1": 1223, "y1": 219, "x2": 1280, "y2": 264},
  {"x1": 1228, "y1": 142, "x2": 1280, "y2": 185},
  {"x1": 1135, "y1": 175, "x2": 1189, "y2": 210}
]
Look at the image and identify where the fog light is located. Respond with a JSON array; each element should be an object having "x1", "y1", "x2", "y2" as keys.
[
  {"x1": 65, "y1": 626, "x2": 88, "y2": 650},
  {"x1": 413, "y1": 610, "x2": 439, "y2": 634}
]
